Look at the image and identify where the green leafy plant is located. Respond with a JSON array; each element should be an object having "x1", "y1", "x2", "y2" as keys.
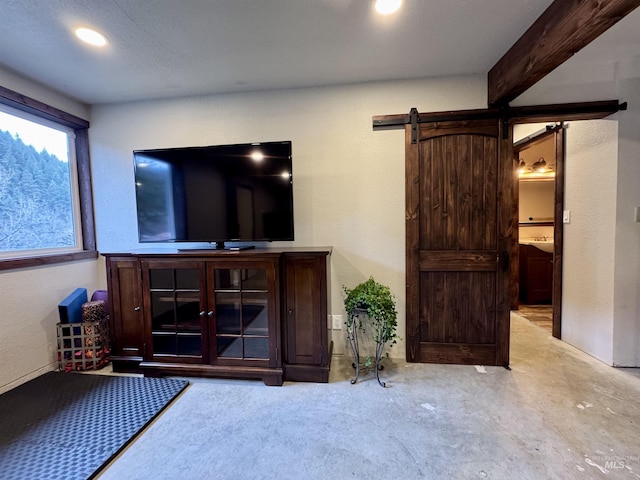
[{"x1": 343, "y1": 276, "x2": 399, "y2": 361}]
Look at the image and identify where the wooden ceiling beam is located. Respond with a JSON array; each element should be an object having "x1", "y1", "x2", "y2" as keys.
[{"x1": 487, "y1": 0, "x2": 640, "y2": 107}]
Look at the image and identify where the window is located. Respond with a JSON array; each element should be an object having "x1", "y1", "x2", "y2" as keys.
[
  {"x1": 0, "y1": 107, "x2": 80, "y2": 254},
  {"x1": 0, "y1": 85, "x2": 96, "y2": 270}
]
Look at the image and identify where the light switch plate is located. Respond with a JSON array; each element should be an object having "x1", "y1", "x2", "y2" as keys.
[{"x1": 563, "y1": 210, "x2": 571, "y2": 224}]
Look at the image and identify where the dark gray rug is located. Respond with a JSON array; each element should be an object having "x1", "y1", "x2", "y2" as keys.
[{"x1": 0, "y1": 372, "x2": 188, "y2": 480}]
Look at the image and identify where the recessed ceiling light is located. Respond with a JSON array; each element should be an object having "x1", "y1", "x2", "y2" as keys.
[
  {"x1": 74, "y1": 27, "x2": 108, "y2": 47},
  {"x1": 374, "y1": 0, "x2": 403, "y2": 15}
]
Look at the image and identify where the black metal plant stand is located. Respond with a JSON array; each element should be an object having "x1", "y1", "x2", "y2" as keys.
[{"x1": 346, "y1": 310, "x2": 387, "y2": 387}]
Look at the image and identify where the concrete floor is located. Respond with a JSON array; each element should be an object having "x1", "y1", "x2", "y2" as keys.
[{"x1": 97, "y1": 314, "x2": 640, "y2": 480}]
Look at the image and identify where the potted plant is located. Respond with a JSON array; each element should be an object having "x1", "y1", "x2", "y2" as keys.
[{"x1": 343, "y1": 276, "x2": 399, "y2": 387}]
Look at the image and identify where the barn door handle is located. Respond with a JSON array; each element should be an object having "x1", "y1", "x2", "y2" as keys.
[{"x1": 500, "y1": 251, "x2": 510, "y2": 272}]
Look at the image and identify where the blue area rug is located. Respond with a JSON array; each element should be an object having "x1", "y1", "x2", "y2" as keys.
[{"x1": 0, "y1": 372, "x2": 188, "y2": 480}]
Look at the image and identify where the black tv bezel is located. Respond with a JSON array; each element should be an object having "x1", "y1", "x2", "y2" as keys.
[{"x1": 132, "y1": 140, "x2": 294, "y2": 247}]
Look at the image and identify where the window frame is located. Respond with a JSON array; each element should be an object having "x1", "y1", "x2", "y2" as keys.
[{"x1": 0, "y1": 85, "x2": 97, "y2": 270}]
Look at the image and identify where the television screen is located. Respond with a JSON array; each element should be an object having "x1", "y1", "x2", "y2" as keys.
[{"x1": 133, "y1": 141, "x2": 293, "y2": 245}]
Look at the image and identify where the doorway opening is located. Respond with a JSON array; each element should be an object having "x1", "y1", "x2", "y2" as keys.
[{"x1": 512, "y1": 123, "x2": 565, "y2": 338}]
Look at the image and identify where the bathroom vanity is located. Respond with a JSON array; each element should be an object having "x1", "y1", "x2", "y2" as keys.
[{"x1": 519, "y1": 243, "x2": 553, "y2": 304}]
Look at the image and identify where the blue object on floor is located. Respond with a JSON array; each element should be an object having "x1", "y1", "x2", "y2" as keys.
[{"x1": 58, "y1": 288, "x2": 88, "y2": 324}]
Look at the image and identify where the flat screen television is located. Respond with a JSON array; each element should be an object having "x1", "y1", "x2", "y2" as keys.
[{"x1": 133, "y1": 141, "x2": 293, "y2": 249}]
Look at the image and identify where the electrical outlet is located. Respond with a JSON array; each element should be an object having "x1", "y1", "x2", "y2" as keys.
[{"x1": 332, "y1": 314, "x2": 343, "y2": 330}]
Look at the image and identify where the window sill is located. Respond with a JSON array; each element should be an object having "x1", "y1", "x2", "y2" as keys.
[{"x1": 0, "y1": 250, "x2": 99, "y2": 271}]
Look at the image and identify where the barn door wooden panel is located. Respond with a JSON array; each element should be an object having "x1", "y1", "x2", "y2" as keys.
[{"x1": 406, "y1": 117, "x2": 514, "y2": 366}]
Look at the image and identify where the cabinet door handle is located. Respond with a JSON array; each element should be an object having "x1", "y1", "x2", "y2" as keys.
[
  {"x1": 288, "y1": 309, "x2": 294, "y2": 316},
  {"x1": 207, "y1": 311, "x2": 214, "y2": 317},
  {"x1": 134, "y1": 306, "x2": 141, "y2": 312},
  {"x1": 199, "y1": 311, "x2": 206, "y2": 317}
]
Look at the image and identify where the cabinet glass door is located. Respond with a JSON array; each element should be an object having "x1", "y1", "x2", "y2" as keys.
[
  {"x1": 213, "y1": 268, "x2": 270, "y2": 360},
  {"x1": 148, "y1": 266, "x2": 204, "y2": 360}
]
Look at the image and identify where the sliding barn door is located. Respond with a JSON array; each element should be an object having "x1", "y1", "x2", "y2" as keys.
[{"x1": 406, "y1": 117, "x2": 514, "y2": 366}]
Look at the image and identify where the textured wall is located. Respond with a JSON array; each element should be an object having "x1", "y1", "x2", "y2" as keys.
[
  {"x1": 562, "y1": 120, "x2": 618, "y2": 364},
  {"x1": 90, "y1": 75, "x2": 487, "y2": 358},
  {"x1": 613, "y1": 74, "x2": 640, "y2": 366}
]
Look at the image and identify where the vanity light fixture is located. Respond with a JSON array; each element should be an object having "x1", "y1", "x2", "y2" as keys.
[
  {"x1": 518, "y1": 158, "x2": 527, "y2": 175},
  {"x1": 74, "y1": 27, "x2": 108, "y2": 47},
  {"x1": 374, "y1": 0, "x2": 403, "y2": 15},
  {"x1": 518, "y1": 157, "x2": 555, "y2": 179},
  {"x1": 532, "y1": 157, "x2": 547, "y2": 173}
]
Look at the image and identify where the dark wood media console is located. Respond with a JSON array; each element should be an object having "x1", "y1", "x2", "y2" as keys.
[{"x1": 103, "y1": 247, "x2": 332, "y2": 385}]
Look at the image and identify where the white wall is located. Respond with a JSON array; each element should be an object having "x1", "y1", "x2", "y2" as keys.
[
  {"x1": 90, "y1": 75, "x2": 487, "y2": 358},
  {"x1": 566, "y1": 107, "x2": 640, "y2": 368},
  {"x1": 613, "y1": 71, "x2": 640, "y2": 366},
  {"x1": 562, "y1": 120, "x2": 618, "y2": 364},
  {"x1": 0, "y1": 66, "x2": 104, "y2": 393}
]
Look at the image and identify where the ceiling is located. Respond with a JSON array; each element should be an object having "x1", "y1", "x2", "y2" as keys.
[{"x1": 1, "y1": 0, "x2": 639, "y2": 106}]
